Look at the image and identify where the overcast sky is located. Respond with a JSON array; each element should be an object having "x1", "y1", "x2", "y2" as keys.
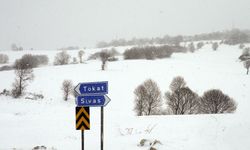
[{"x1": 0, "y1": 0, "x2": 250, "y2": 50}]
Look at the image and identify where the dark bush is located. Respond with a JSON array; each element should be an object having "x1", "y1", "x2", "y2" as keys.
[
  {"x1": 0, "y1": 65, "x2": 13, "y2": 71},
  {"x1": 124, "y1": 45, "x2": 185, "y2": 60},
  {"x1": 199, "y1": 89, "x2": 237, "y2": 114},
  {"x1": 15, "y1": 54, "x2": 49, "y2": 69}
]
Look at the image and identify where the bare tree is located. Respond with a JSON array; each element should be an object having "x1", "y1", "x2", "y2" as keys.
[
  {"x1": 212, "y1": 42, "x2": 219, "y2": 51},
  {"x1": 165, "y1": 87, "x2": 199, "y2": 114},
  {"x1": 199, "y1": 89, "x2": 237, "y2": 114},
  {"x1": 165, "y1": 76, "x2": 199, "y2": 115},
  {"x1": 244, "y1": 60, "x2": 250, "y2": 75},
  {"x1": 61, "y1": 80, "x2": 73, "y2": 101},
  {"x1": 134, "y1": 79, "x2": 162, "y2": 116},
  {"x1": 78, "y1": 50, "x2": 84, "y2": 63},
  {"x1": 169, "y1": 76, "x2": 186, "y2": 92},
  {"x1": 11, "y1": 59, "x2": 34, "y2": 98},
  {"x1": 54, "y1": 50, "x2": 71, "y2": 65},
  {"x1": 134, "y1": 84, "x2": 147, "y2": 116},
  {"x1": 100, "y1": 50, "x2": 110, "y2": 70}
]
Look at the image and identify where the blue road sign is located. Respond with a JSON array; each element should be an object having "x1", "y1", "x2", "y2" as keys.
[
  {"x1": 74, "y1": 81, "x2": 108, "y2": 95},
  {"x1": 76, "y1": 95, "x2": 111, "y2": 107}
]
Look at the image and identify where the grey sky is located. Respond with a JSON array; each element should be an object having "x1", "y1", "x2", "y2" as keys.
[{"x1": 0, "y1": 0, "x2": 250, "y2": 50}]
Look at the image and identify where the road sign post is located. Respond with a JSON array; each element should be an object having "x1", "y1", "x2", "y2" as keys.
[
  {"x1": 82, "y1": 130, "x2": 84, "y2": 150},
  {"x1": 101, "y1": 106, "x2": 104, "y2": 150},
  {"x1": 74, "y1": 81, "x2": 110, "y2": 150}
]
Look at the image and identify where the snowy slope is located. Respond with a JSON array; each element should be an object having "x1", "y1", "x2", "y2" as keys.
[{"x1": 0, "y1": 43, "x2": 250, "y2": 150}]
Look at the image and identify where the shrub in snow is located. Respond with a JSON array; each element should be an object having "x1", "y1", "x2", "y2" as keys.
[
  {"x1": 11, "y1": 59, "x2": 34, "y2": 98},
  {"x1": 199, "y1": 89, "x2": 237, "y2": 114},
  {"x1": 16, "y1": 54, "x2": 49, "y2": 69},
  {"x1": 25, "y1": 92, "x2": 44, "y2": 100},
  {"x1": 0, "y1": 89, "x2": 11, "y2": 96},
  {"x1": 138, "y1": 139, "x2": 162, "y2": 150},
  {"x1": 212, "y1": 42, "x2": 219, "y2": 51},
  {"x1": 0, "y1": 54, "x2": 9, "y2": 64},
  {"x1": 32, "y1": 145, "x2": 47, "y2": 150},
  {"x1": 71, "y1": 57, "x2": 78, "y2": 64},
  {"x1": 188, "y1": 42, "x2": 195, "y2": 53},
  {"x1": 134, "y1": 79, "x2": 162, "y2": 116},
  {"x1": 165, "y1": 76, "x2": 199, "y2": 115},
  {"x1": 78, "y1": 50, "x2": 84, "y2": 63},
  {"x1": 123, "y1": 45, "x2": 178, "y2": 60},
  {"x1": 0, "y1": 65, "x2": 13, "y2": 71},
  {"x1": 244, "y1": 60, "x2": 250, "y2": 75},
  {"x1": 196, "y1": 42, "x2": 204, "y2": 49},
  {"x1": 54, "y1": 50, "x2": 71, "y2": 65},
  {"x1": 61, "y1": 80, "x2": 73, "y2": 101}
]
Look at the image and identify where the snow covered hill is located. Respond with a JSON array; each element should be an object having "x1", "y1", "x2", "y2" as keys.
[{"x1": 0, "y1": 43, "x2": 250, "y2": 150}]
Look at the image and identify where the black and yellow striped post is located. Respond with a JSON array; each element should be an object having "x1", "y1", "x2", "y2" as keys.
[
  {"x1": 76, "y1": 107, "x2": 90, "y2": 130},
  {"x1": 76, "y1": 107, "x2": 90, "y2": 150}
]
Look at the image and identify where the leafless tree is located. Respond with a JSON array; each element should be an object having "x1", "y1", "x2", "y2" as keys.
[
  {"x1": 134, "y1": 79, "x2": 162, "y2": 116},
  {"x1": 54, "y1": 50, "x2": 71, "y2": 65},
  {"x1": 100, "y1": 50, "x2": 110, "y2": 70},
  {"x1": 199, "y1": 89, "x2": 237, "y2": 114},
  {"x1": 244, "y1": 60, "x2": 250, "y2": 75},
  {"x1": 134, "y1": 84, "x2": 147, "y2": 116},
  {"x1": 165, "y1": 76, "x2": 199, "y2": 114},
  {"x1": 78, "y1": 50, "x2": 84, "y2": 63},
  {"x1": 165, "y1": 87, "x2": 199, "y2": 114},
  {"x1": 169, "y1": 76, "x2": 186, "y2": 92},
  {"x1": 61, "y1": 80, "x2": 73, "y2": 101},
  {"x1": 11, "y1": 59, "x2": 34, "y2": 98}
]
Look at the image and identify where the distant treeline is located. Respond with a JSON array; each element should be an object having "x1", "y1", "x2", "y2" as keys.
[{"x1": 96, "y1": 28, "x2": 250, "y2": 48}]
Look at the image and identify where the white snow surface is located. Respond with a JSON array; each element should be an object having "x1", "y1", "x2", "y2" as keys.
[{"x1": 0, "y1": 44, "x2": 250, "y2": 150}]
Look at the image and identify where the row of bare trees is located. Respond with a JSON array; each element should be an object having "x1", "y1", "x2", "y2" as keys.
[
  {"x1": 53, "y1": 50, "x2": 85, "y2": 65},
  {"x1": 134, "y1": 77, "x2": 237, "y2": 116}
]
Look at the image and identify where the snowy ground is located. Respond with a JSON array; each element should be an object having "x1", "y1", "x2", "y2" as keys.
[{"x1": 0, "y1": 43, "x2": 250, "y2": 150}]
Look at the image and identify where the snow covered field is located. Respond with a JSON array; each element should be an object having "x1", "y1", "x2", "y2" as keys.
[{"x1": 0, "y1": 43, "x2": 250, "y2": 150}]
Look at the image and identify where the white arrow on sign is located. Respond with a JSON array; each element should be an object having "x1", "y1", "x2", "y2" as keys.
[{"x1": 103, "y1": 95, "x2": 111, "y2": 107}]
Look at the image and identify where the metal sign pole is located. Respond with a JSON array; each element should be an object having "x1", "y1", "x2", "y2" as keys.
[
  {"x1": 82, "y1": 130, "x2": 84, "y2": 150},
  {"x1": 101, "y1": 106, "x2": 104, "y2": 150}
]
